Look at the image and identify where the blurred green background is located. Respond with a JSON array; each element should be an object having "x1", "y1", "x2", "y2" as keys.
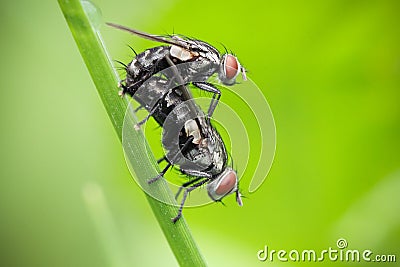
[{"x1": 1, "y1": 0, "x2": 399, "y2": 266}]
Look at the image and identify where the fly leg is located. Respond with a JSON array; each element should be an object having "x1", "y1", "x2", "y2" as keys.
[
  {"x1": 147, "y1": 162, "x2": 172, "y2": 184},
  {"x1": 118, "y1": 79, "x2": 146, "y2": 96},
  {"x1": 147, "y1": 136, "x2": 194, "y2": 184},
  {"x1": 192, "y1": 82, "x2": 221, "y2": 117},
  {"x1": 172, "y1": 178, "x2": 210, "y2": 223},
  {"x1": 118, "y1": 80, "x2": 128, "y2": 96},
  {"x1": 157, "y1": 155, "x2": 167, "y2": 164},
  {"x1": 175, "y1": 177, "x2": 204, "y2": 200},
  {"x1": 134, "y1": 104, "x2": 144, "y2": 112},
  {"x1": 134, "y1": 100, "x2": 160, "y2": 129}
]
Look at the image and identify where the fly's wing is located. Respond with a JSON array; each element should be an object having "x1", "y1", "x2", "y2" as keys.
[
  {"x1": 107, "y1": 22, "x2": 221, "y2": 59},
  {"x1": 106, "y1": 22, "x2": 190, "y2": 49}
]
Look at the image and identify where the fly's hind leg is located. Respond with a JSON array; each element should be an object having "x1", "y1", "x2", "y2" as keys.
[
  {"x1": 157, "y1": 155, "x2": 167, "y2": 164},
  {"x1": 134, "y1": 101, "x2": 160, "y2": 130}
]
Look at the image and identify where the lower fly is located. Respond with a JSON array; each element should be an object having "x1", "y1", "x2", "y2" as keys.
[{"x1": 120, "y1": 73, "x2": 243, "y2": 223}]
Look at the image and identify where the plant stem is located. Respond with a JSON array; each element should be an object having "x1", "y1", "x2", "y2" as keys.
[{"x1": 58, "y1": 0, "x2": 207, "y2": 265}]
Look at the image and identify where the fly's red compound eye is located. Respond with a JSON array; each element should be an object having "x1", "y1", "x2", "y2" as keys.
[
  {"x1": 223, "y1": 54, "x2": 240, "y2": 80},
  {"x1": 207, "y1": 169, "x2": 238, "y2": 202},
  {"x1": 215, "y1": 170, "x2": 237, "y2": 196}
]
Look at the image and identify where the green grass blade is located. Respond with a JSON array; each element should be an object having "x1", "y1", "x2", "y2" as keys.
[{"x1": 58, "y1": 0, "x2": 207, "y2": 266}]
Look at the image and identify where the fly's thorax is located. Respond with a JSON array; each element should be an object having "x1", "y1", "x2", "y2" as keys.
[
  {"x1": 163, "y1": 113, "x2": 228, "y2": 177},
  {"x1": 170, "y1": 45, "x2": 198, "y2": 61},
  {"x1": 190, "y1": 59, "x2": 220, "y2": 81},
  {"x1": 184, "y1": 119, "x2": 202, "y2": 145},
  {"x1": 190, "y1": 39, "x2": 220, "y2": 63}
]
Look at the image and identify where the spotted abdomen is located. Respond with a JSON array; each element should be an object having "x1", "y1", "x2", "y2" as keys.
[{"x1": 125, "y1": 46, "x2": 171, "y2": 91}]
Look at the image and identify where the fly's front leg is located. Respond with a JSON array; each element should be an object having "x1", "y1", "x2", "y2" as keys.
[
  {"x1": 118, "y1": 80, "x2": 127, "y2": 96},
  {"x1": 172, "y1": 178, "x2": 210, "y2": 223},
  {"x1": 174, "y1": 170, "x2": 212, "y2": 200},
  {"x1": 175, "y1": 176, "x2": 204, "y2": 200},
  {"x1": 192, "y1": 82, "x2": 221, "y2": 117}
]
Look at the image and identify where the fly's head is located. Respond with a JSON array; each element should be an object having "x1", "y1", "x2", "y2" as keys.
[
  {"x1": 207, "y1": 168, "x2": 243, "y2": 206},
  {"x1": 219, "y1": 54, "x2": 247, "y2": 85}
]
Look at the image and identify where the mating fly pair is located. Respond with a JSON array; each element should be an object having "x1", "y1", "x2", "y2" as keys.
[{"x1": 108, "y1": 23, "x2": 246, "y2": 222}]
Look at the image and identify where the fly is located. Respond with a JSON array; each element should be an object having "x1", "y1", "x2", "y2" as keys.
[
  {"x1": 124, "y1": 75, "x2": 243, "y2": 223},
  {"x1": 107, "y1": 22, "x2": 247, "y2": 118}
]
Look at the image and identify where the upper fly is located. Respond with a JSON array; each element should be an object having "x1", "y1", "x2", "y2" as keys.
[{"x1": 107, "y1": 22, "x2": 247, "y2": 117}]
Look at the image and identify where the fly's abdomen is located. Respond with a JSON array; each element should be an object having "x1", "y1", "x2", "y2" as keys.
[{"x1": 125, "y1": 46, "x2": 170, "y2": 91}]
